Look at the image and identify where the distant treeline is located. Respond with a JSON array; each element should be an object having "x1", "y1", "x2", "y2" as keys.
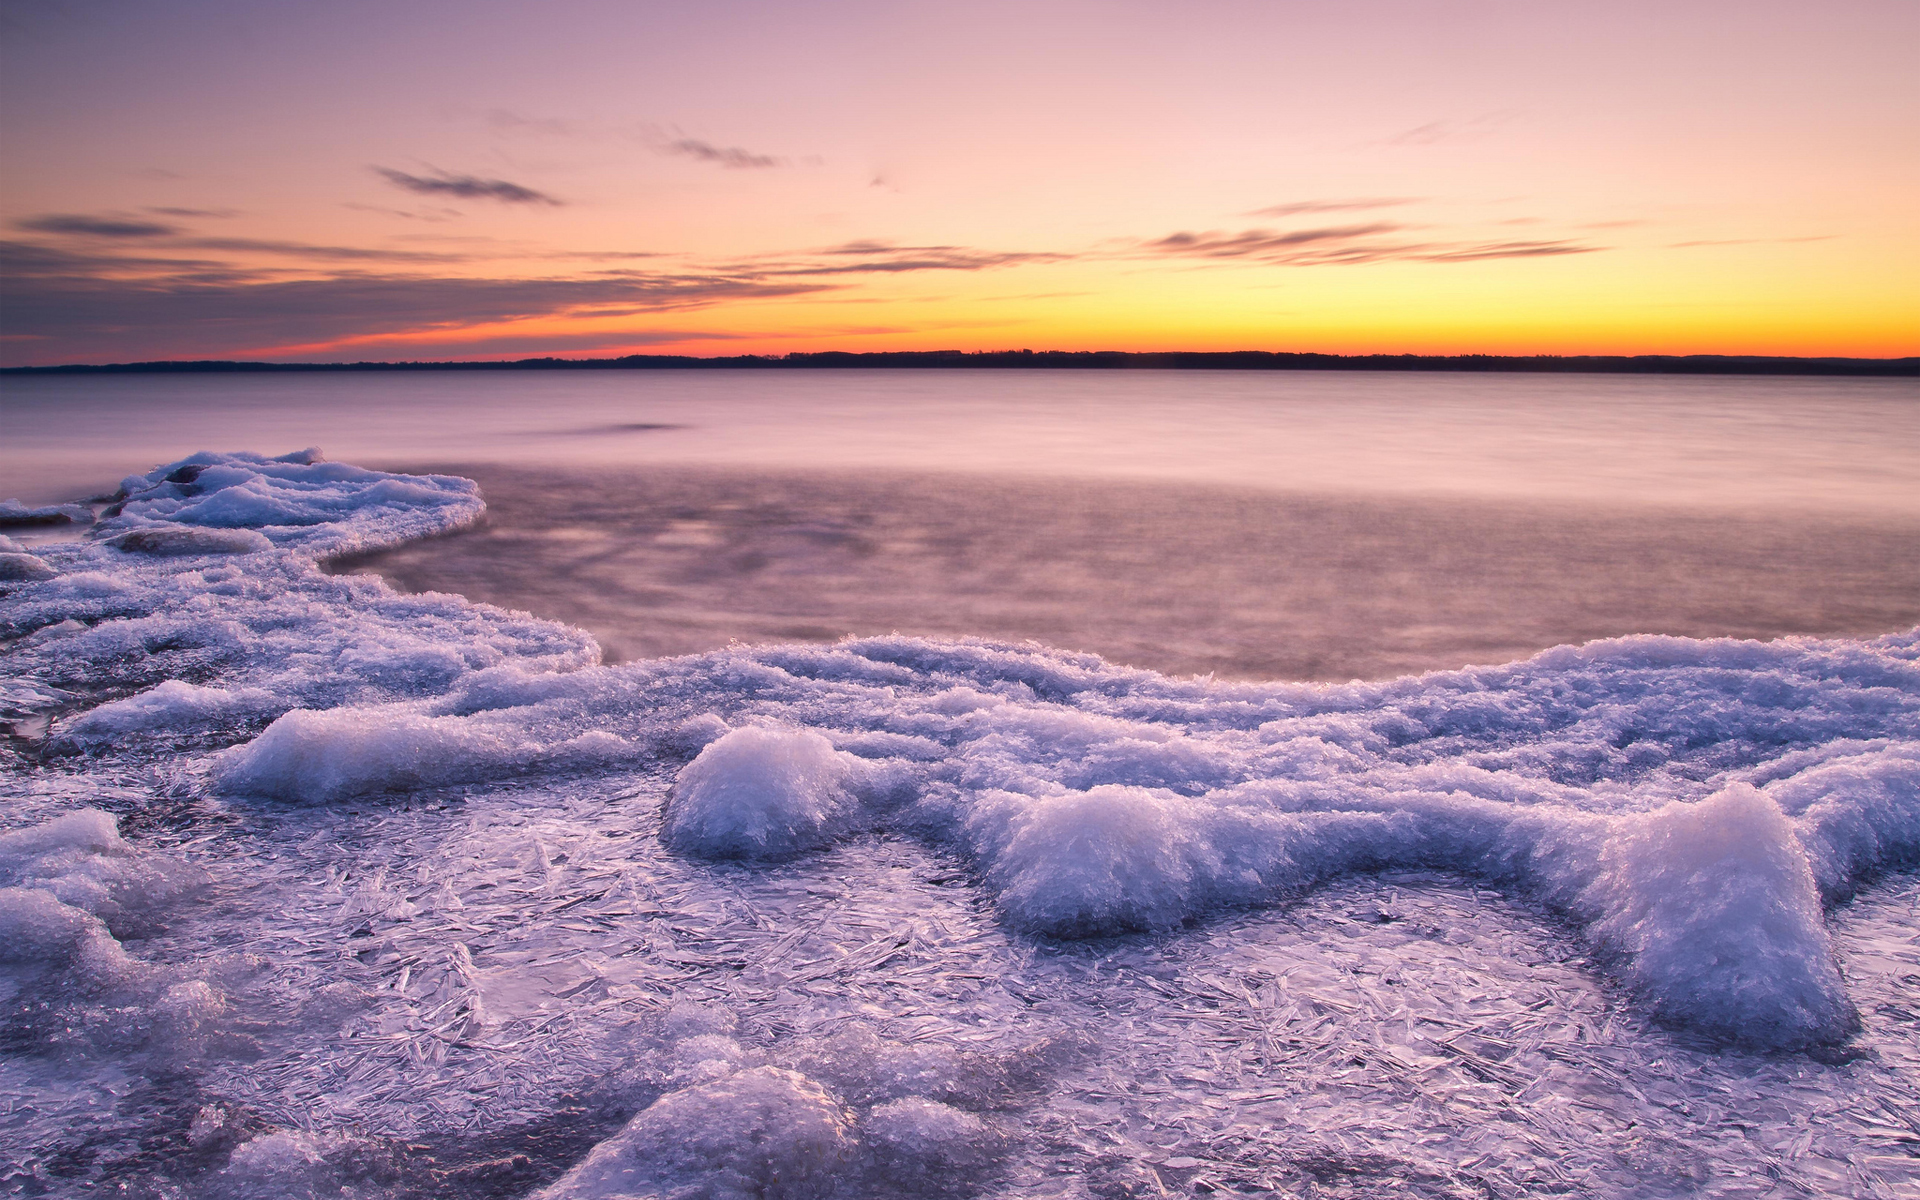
[{"x1": 5, "y1": 350, "x2": 1916, "y2": 376}]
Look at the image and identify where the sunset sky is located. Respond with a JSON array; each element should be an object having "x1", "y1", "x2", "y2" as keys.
[{"x1": 2, "y1": 0, "x2": 1916, "y2": 365}]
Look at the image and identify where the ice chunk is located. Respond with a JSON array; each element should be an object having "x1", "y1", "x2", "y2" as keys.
[
  {"x1": 863, "y1": 1097, "x2": 995, "y2": 1171},
  {"x1": 0, "y1": 887, "x2": 132, "y2": 981},
  {"x1": 211, "y1": 1131, "x2": 361, "y2": 1200},
  {"x1": 663, "y1": 726, "x2": 868, "y2": 860},
  {"x1": 97, "y1": 450, "x2": 483, "y2": 558},
  {"x1": 64, "y1": 679, "x2": 279, "y2": 736},
  {"x1": 106, "y1": 526, "x2": 273, "y2": 556},
  {"x1": 0, "y1": 552, "x2": 58, "y2": 581},
  {"x1": 1581, "y1": 784, "x2": 1856, "y2": 1048},
  {"x1": 0, "y1": 498, "x2": 89, "y2": 528},
  {"x1": 538, "y1": 1067, "x2": 855, "y2": 1200},
  {"x1": 214, "y1": 707, "x2": 525, "y2": 802},
  {"x1": 964, "y1": 785, "x2": 1229, "y2": 937}
]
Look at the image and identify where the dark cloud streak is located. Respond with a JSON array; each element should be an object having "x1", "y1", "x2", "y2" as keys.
[
  {"x1": 1145, "y1": 224, "x2": 1601, "y2": 266},
  {"x1": 15, "y1": 213, "x2": 180, "y2": 238},
  {"x1": 373, "y1": 167, "x2": 563, "y2": 206},
  {"x1": 660, "y1": 138, "x2": 782, "y2": 169}
]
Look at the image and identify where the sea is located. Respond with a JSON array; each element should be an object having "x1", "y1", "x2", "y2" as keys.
[{"x1": 2, "y1": 368, "x2": 1918, "y2": 1198}]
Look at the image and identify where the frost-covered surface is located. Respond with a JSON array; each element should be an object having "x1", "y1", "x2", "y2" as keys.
[
  {"x1": 95, "y1": 449, "x2": 486, "y2": 558},
  {"x1": 3, "y1": 453, "x2": 1918, "y2": 1198}
]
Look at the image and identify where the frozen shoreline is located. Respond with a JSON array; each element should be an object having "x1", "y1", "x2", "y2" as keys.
[{"x1": 4, "y1": 451, "x2": 1919, "y2": 1198}]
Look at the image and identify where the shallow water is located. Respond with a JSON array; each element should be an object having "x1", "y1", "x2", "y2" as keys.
[{"x1": 340, "y1": 461, "x2": 1920, "y2": 681}]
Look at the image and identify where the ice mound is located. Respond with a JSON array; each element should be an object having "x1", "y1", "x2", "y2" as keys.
[
  {"x1": 208, "y1": 1130, "x2": 407, "y2": 1200},
  {"x1": 106, "y1": 525, "x2": 273, "y2": 556},
  {"x1": 214, "y1": 707, "x2": 529, "y2": 802},
  {"x1": 664, "y1": 726, "x2": 871, "y2": 859},
  {"x1": 863, "y1": 1097, "x2": 995, "y2": 1172},
  {"x1": 64, "y1": 679, "x2": 280, "y2": 736},
  {"x1": 0, "y1": 808, "x2": 199, "y2": 937},
  {"x1": 212, "y1": 703, "x2": 641, "y2": 801},
  {"x1": 538, "y1": 1066, "x2": 856, "y2": 1200},
  {"x1": 0, "y1": 885, "x2": 133, "y2": 981},
  {"x1": 0, "y1": 809, "x2": 204, "y2": 993},
  {"x1": 0, "y1": 551, "x2": 58, "y2": 581},
  {"x1": 96, "y1": 449, "x2": 484, "y2": 557},
  {"x1": 1581, "y1": 784, "x2": 1854, "y2": 1045},
  {"x1": 0, "y1": 498, "x2": 90, "y2": 528}
]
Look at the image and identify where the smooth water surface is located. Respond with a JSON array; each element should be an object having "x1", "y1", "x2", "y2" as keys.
[{"x1": 5, "y1": 369, "x2": 1918, "y2": 513}]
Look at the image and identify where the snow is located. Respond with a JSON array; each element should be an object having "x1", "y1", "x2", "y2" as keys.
[
  {"x1": 4, "y1": 450, "x2": 1919, "y2": 1198},
  {"x1": 97, "y1": 449, "x2": 484, "y2": 557},
  {"x1": 663, "y1": 726, "x2": 871, "y2": 860},
  {"x1": 537, "y1": 1066, "x2": 856, "y2": 1200}
]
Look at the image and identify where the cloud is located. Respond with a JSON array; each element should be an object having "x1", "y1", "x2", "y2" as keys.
[
  {"x1": 342, "y1": 202, "x2": 464, "y2": 223},
  {"x1": 0, "y1": 241, "x2": 834, "y2": 364},
  {"x1": 659, "y1": 137, "x2": 783, "y2": 169},
  {"x1": 146, "y1": 206, "x2": 239, "y2": 219},
  {"x1": 1150, "y1": 223, "x2": 1406, "y2": 257},
  {"x1": 820, "y1": 240, "x2": 963, "y2": 256},
  {"x1": 15, "y1": 213, "x2": 180, "y2": 238},
  {"x1": 1143, "y1": 224, "x2": 1600, "y2": 266},
  {"x1": 174, "y1": 237, "x2": 469, "y2": 263},
  {"x1": 1248, "y1": 198, "x2": 1422, "y2": 218},
  {"x1": 484, "y1": 109, "x2": 580, "y2": 138},
  {"x1": 1384, "y1": 112, "x2": 1517, "y2": 147},
  {"x1": 10, "y1": 217, "x2": 469, "y2": 266},
  {"x1": 373, "y1": 167, "x2": 563, "y2": 205},
  {"x1": 760, "y1": 248, "x2": 1069, "y2": 276}
]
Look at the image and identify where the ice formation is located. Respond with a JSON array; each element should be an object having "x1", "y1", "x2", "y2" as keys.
[{"x1": 4, "y1": 450, "x2": 1918, "y2": 1198}]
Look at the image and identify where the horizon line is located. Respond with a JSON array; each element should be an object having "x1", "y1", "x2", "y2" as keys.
[{"x1": 3, "y1": 348, "x2": 1918, "y2": 378}]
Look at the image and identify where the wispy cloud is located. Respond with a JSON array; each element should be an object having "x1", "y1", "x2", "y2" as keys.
[
  {"x1": 660, "y1": 137, "x2": 783, "y2": 169},
  {"x1": 373, "y1": 167, "x2": 563, "y2": 205},
  {"x1": 738, "y1": 241, "x2": 1070, "y2": 276},
  {"x1": 173, "y1": 237, "x2": 469, "y2": 263},
  {"x1": 1384, "y1": 112, "x2": 1517, "y2": 147},
  {"x1": 483, "y1": 109, "x2": 581, "y2": 138},
  {"x1": 820, "y1": 240, "x2": 963, "y2": 256},
  {"x1": 1247, "y1": 198, "x2": 1422, "y2": 218},
  {"x1": 145, "y1": 206, "x2": 239, "y2": 219},
  {"x1": 15, "y1": 213, "x2": 180, "y2": 238},
  {"x1": 1144, "y1": 223, "x2": 1600, "y2": 266},
  {"x1": 1151, "y1": 224, "x2": 1406, "y2": 257}
]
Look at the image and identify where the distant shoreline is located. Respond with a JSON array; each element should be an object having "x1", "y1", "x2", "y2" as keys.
[{"x1": 4, "y1": 350, "x2": 1916, "y2": 377}]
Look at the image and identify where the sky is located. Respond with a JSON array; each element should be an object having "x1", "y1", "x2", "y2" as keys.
[{"x1": 1, "y1": 0, "x2": 1916, "y2": 365}]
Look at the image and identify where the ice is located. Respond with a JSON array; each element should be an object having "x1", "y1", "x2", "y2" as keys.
[
  {"x1": 862, "y1": 1096, "x2": 994, "y2": 1170},
  {"x1": 663, "y1": 726, "x2": 873, "y2": 860},
  {"x1": 106, "y1": 525, "x2": 274, "y2": 556},
  {"x1": 97, "y1": 449, "x2": 484, "y2": 557},
  {"x1": 0, "y1": 552, "x2": 58, "y2": 581},
  {"x1": 0, "y1": 498, "x2": 92, "y2": 528},
  {"x1": 6, "y1": 451, "x2": 1920, "y2": 1198},
  {"x1": 65, "y1": 678, "x2": 280, "y2": 736},
  {"x1": 537, "y1": 1066, "x2": 856, "y2": 1200},
  {"x1": 1581, "y1": 783, "x2": 1854, "y2": 1047}
]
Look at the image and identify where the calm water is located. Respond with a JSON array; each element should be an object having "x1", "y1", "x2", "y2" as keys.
[{"x1": 6, "y1": 369, "x2": 1919, "y2": 679}]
